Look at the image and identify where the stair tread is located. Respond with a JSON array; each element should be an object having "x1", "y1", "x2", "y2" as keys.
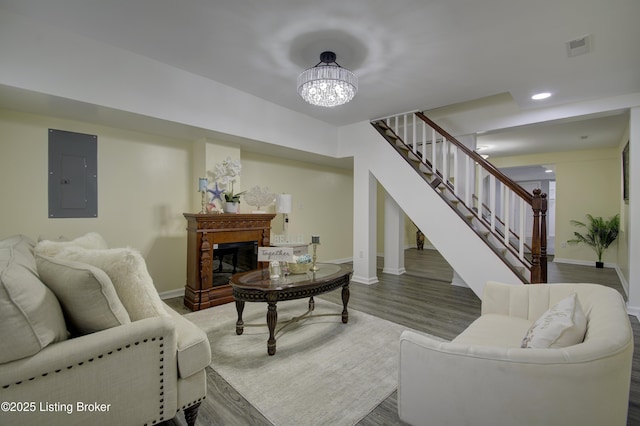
[{"x1": 372, "y1": 116, "x2": 540, "y2": 286}]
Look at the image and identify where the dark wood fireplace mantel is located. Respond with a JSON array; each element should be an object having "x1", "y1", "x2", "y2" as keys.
[{"x1": 184, "y1": 213, "x2": 276, "y2": 310}]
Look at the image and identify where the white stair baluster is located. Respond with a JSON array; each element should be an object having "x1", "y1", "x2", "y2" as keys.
[
  {"x1": 452, "y1": 145, "x2": 458, "y2": 197},
  {"x1": 489, "y1": 175, "x2": 496, "y2": 232},
  {"x1": 465, "y1": 156, "x2": 472, "y2": 207},
  {"x1": 403, "y1": 114, "x2": 407, "y2": 147},
  {"x1": 442, "y1": 139, "x2": 448, "y2": 184},
  {"x1": 412, "y1": 114, "x2": 417, "y2": 153},
  {"x1": 431, "y1": 128, "x2": 437, "y2": 172},
  {"x1": 503, "y1": 187, "x2": 510, "y2": 246},
  {"x1": 421, "y1": 121, "x2": 427, "y2": 162},
  {"x1": 477, "y1": 165, "x2": 484, "y2": 220},
  {"x1": 519, "y1": 198, "x2": 525, "y2": 260}
]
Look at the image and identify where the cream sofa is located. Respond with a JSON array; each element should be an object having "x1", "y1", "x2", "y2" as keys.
[
  {"x1": 398, "y1": 281, "x2": 634, "y2": 426},
  {"x1": 0, "y1": 234, "x2": 211, "y2": 426}
]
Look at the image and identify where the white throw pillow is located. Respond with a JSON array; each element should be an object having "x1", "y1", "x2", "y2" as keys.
[
  {"x1": 35, "y1": 232, "x2": 109, "y2": 257},
  {"x1": 521, "y1": 293, "x2": 587, "y2": 349},
  {"x1": 36, "y1": 254, "x2": 131, "y2": 335},
  {"x1": 51, "y1": 246, "x2": 168, "y2": 321},
  {"x1": 0, "y1": 235, "x2": 67, "y2": 363}
]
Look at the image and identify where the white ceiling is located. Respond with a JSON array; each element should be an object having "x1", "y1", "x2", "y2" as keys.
[
  {"x1": 1, "y1": 0, "x2": 638, "y2": 161},
  {"x1": 477, "y1": 111, "x2": 630, "y2": 159}
]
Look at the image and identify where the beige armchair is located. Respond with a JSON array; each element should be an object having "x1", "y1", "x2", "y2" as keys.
[
  {"x1": 398, "y1": 281, "x2": 633, "y2": 426},
  {"x1": 0, "y1": 235, "x2": 211, "y2": 425}
]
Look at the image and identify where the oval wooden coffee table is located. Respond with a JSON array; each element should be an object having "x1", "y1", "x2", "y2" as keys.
[{"x1": 230, "y1": 263, "x2": 352, "y2": 355}]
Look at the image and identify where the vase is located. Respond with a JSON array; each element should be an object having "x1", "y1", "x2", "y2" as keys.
[
  {"x1": 596, "y1": 261, "x2": 604, "y2": 269},
  {"x1": 225, "y1": 201, "x2": 239, "y2": 213}
]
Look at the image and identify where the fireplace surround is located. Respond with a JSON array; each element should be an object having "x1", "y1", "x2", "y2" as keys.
[{"x1": 183, "y1": 213, "x2": 276, "y2": 310}]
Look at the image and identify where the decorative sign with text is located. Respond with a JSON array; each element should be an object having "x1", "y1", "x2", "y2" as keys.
[{"x1": 258, "y1": 247, "x2": 294, "y2": 262}]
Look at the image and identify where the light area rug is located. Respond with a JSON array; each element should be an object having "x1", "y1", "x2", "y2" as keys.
[{"x1": 183, "y1": 298, "x2": 426, "y2": 426}]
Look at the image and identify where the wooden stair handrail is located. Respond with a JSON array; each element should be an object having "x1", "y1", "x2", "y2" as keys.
[
  {"x1": 415, "y1": 112, "x2": 533, "y2": 204},
  {"x1": 372, "y1": 115, "x2": 548, "y2": 284}
]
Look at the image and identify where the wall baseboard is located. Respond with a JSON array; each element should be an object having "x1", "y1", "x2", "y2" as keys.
[
  {"x1": 159, "y1": 288, "x2": 185, "y2": 300},
  {"x1": 614, "y1": 265, "x2": 630, "y2": 297},
  {"x1": 382, "y1": 267, "x2": 407, "y2": 275},
  {"x1": 552, "y1": 257, "x2": 616, "y2": 268},
  {"x1": 626, "y1": 304, "x2": 640, "y2": 322},
  {"x1": 351, "y1": 275, "x2": 379, "y2": 285}
]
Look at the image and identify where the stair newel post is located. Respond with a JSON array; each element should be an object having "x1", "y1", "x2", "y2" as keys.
[
  {"x1": 540, "y1": 192, "x2": 548, "y2": 283},
  {"x1": 530, "y1": 189, "x2": 542, "y2": 283}
]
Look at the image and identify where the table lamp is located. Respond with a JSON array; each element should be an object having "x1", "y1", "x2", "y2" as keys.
[{"x1": 275, "y1": 194, "x2": 292, "y2": 234}]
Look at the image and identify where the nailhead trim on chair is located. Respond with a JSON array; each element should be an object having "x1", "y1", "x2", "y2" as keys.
[
  {"x1": 1, "y1": 336, "x2": 164, "y2": 389},
  {"x1": 180, "y1": 395, "x2": 206, "y2": 411},
  {"x1": 2, "y1": 336, "x2": 169, "y2": 426},
  {"x1": 145, "y1": 336, "x2": 167, "y2": 426},
  {"x1": 146, "y1": 386, "x2": 207, "y2": 424}
]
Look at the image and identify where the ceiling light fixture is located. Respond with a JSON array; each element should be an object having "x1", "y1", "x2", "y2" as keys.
[
  {"x1": 297, "y1": 51, "x2": 358, "y2": 107},
  {"x1": 531, "y1": 92, "x2": 552, "y2": 100}
]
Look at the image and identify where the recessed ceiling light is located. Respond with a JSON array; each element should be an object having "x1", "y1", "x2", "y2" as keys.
[
  {"x1": 476, "y1": 145, "x2": 489, "y2": 151},
  {"x1": 531, "y1": 92, "x2": 552, "y2": 100},
  {"x1": 544, "y1": 169, "x2": 553, "y2": 173}
]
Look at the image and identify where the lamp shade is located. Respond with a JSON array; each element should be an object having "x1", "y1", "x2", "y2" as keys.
[{"x1": 275, "y1": 194, "x2": 292, "y2": 214}]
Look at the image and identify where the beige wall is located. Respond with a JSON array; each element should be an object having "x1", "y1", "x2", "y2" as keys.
[
  {"x1": 240, "y1": 151, "x2": 353, "y2": 262},
  {"x1": 491, "y1": 148, "x2": 621, "y2": 265},
  {"x1": 0, "y1": 109, "x2": 354, "y2": 294},
  {"x1": 0, "y1": 109, "x2": 191, "y2": 293}
]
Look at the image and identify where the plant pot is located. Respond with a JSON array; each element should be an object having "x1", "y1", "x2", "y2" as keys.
[
  {"x1": 596, "y1": 261, "x2": 604, "y2": 269},
  {"x1": 225, "y1": 202, "x2": 239, "y2": 213}
]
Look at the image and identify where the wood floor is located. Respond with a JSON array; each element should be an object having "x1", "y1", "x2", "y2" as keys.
[{"x1": 162, "y1": 249, "x2": 640, "y2": 426}]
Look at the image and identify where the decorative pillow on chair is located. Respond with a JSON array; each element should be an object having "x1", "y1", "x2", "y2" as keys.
[
  {"x1": 0, "y1": 235, "x2": 67, "y2": 363},
  {"x1": 35, "y1": 232, "x2": 109, "y2": 257},
  {"x1": 36, "y1": 254, "x2": 131, "y2": 335},
  {"x1": 521, "y1": 293, "x2": 587, "y2": 349},
  {"x1": 51, "y1": 246, "x2": 168, "y2": 321}
]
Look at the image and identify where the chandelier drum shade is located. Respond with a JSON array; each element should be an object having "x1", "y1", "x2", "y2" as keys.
[{"x1": 297, "y1": 51, "x2": 358, "y2": 107}]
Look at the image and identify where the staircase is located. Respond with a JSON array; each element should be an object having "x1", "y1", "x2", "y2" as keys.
[{"x1": 370, "y1": 111, "x2": 548, "y2": 288}]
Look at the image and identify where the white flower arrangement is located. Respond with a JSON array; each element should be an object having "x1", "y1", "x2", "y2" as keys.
[{"x1": 211, "y1": 157, "x2": 244, "y2": 202}]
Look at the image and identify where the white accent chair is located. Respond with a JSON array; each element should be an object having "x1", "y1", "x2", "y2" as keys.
[
  {"x1": 398, "y1": 281, "x2": 633, "y2": 426},
  {"x1": 0, "y1": 235, "x2": 211, "y2": 426}
]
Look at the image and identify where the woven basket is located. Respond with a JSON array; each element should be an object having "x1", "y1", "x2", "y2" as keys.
[{"x1": 288, "y1": 262, "x2": 311, "y2": 274}]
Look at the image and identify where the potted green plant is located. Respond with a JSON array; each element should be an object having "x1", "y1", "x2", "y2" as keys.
[{"x1": 567, "y1": 214, "x2": 620, "y2": 268}]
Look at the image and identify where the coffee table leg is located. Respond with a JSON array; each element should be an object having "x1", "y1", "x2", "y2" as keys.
[
  {"x1": 341, "y1": 284, "x2": 350, "y2": 323},
  {"x1": 266, "y1": 293, "x2": 278, "y2": 355},
  {"x1": 235, "y1": 300, "x2": 245, "y2": 335}
]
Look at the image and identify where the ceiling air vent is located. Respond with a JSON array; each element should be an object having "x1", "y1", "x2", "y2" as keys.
[{"x1": 566, "y1": 35, "x2": 591, "y2": 57}]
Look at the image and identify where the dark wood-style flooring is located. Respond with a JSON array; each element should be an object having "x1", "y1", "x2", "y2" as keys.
[{"x1": 162, "y1": 249, "x2": 640, "y2": 426}]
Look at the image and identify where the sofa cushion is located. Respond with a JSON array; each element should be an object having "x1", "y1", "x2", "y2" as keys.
[
  {"x1": 521, "y1": 293, "x2": 587, "y2": 349},
  {"x1": 0, "y1": 235, "x2": 67, "y2": 363},
  {"x1": 36, "y1": 254, "x2": 131, "y2": 335},
  {"x1": 35, "y1": 232, "x2": 109, "y2": 257},
  {"x1": 47, "y1": 246, "x2": 168, "y2": 321}
]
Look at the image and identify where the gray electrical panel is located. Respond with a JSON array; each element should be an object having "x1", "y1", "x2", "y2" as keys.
[{"x1": 48, "y1": 129, "x2": 98, "y2": 218}]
